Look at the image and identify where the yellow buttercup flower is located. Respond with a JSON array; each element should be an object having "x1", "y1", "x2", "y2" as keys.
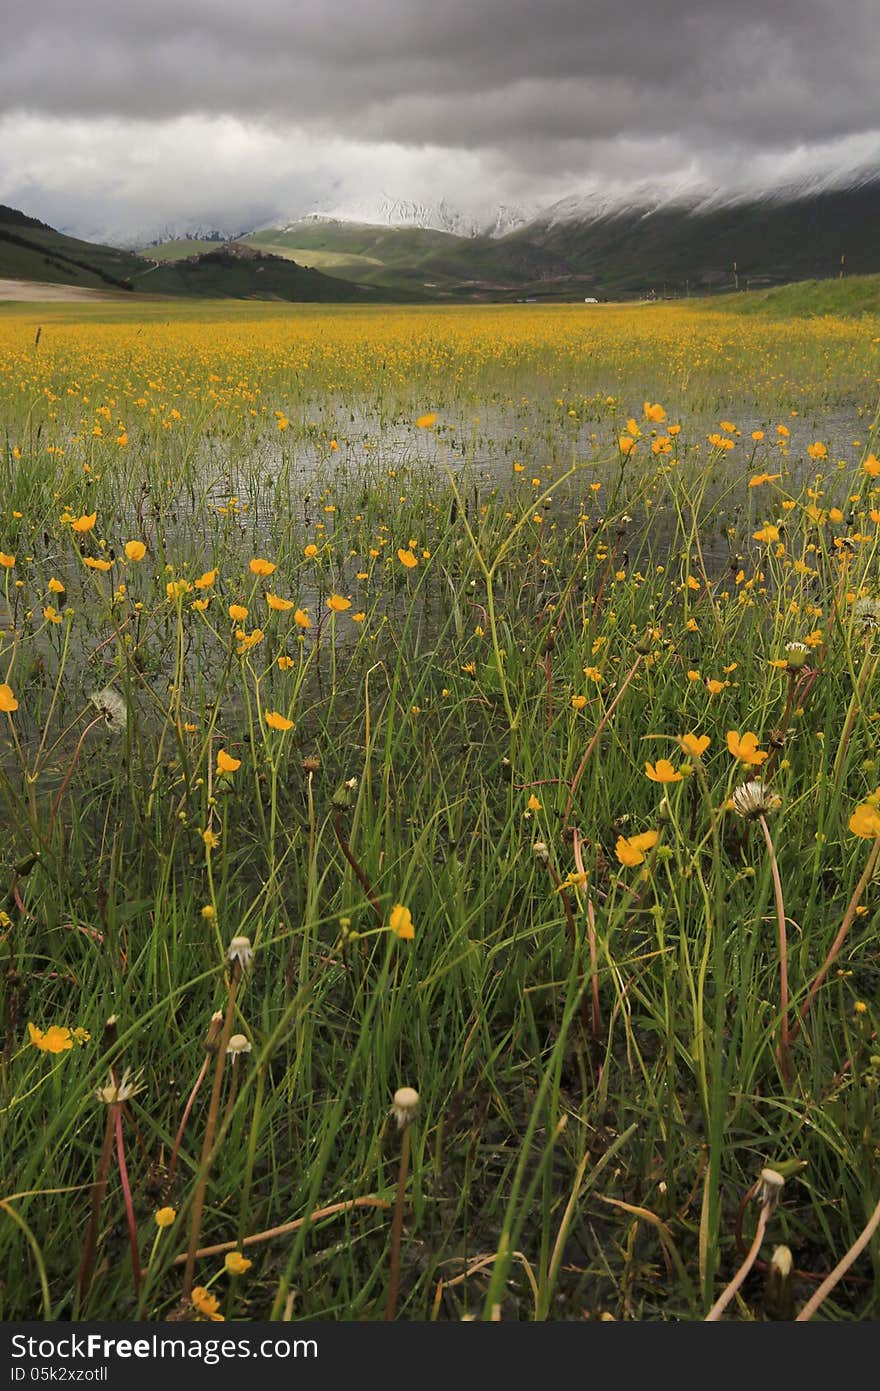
[
  {"x1": 327, "y1": 594, "x2": 351, "y2": 612},
  {"x1": 224, "y1": 1251, "x2": 252, "y2": 1275},
  {"x1": 615, "y1": 830, "x2": 659, "y2": 868},
  {"x1": 726, "y1": 730, "x2": 768, "y2": 766},
  {"x1": 0, "y1": 684, "x2": 18, "y2": 713},
  {"x1": 71, "y1": 513, "x2": 97, "y2": 533},
  {"x1": 678, "y1": 733, "x2": 710, "y2": 758},
  {"x1": 27, "y1": 1023, "x2": 73, "y2": 1054},
  {"x1": 249, "y1": 557, "x2": 276, "y2": 576},
  {"x1": 645, "y1": 759, "x2": 683, "y2": 783},
  {"x1": 265, "y1": 710, "x2": 294, "y2": 731},
  {"x1": 849, "y1": 803, "x2": 880, "y2": 838},
  {"x1": 265, "y1": 592, "x2": 294, "y2": 611},
  {"x1": 389, "y1": 903, "x2": 415, "y2": 940},
  {"x1": 124, "y1": 541, "x2": 146, "y2": 562},
  {"x1": 416, "y1": 412, "x2": 437, "y2": 429},
  {"x1": 216, "y1": 749, "x2": 241, "y2": 774},
  {"x1": 191, "y1": 1287, "x2": 224, "y2": 1321}
]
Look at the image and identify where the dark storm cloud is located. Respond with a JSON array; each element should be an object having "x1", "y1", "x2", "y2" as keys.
[{"x1": 2, "y1": 0, "x2": 878, "y2": 162}]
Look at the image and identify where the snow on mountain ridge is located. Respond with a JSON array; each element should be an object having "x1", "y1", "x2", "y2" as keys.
[{"x1": 277, "y1": 193, "x2": 535, "y2": 239}]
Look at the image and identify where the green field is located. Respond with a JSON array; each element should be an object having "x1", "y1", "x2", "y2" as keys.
[{"x1": 1, "y1": 296, "x2": 880, "y2": 1323}]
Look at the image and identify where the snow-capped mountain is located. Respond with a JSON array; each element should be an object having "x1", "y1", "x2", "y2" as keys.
[
  {"x1": 278, "y1": 193, "x2": 535, "y2": 239},
  {"x1": 531, "y1": 166, "x2": 880, "y2": 229}
]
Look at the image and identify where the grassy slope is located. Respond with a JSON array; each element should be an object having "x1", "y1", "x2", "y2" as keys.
[
  {"x1": 143, "y1": 247, "x2": 409, "y2": 302},
  {"x1": 711, "y1": 273, "x2": 880, "y2": 319},
  {"x1": 0, "y1": 207, "x2": 144, "y2": 290},
  {"x1": 245, "y1": 220, "x2": 589, "y2": 298}
]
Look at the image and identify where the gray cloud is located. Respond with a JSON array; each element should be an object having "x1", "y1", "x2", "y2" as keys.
[{"x1": 0, "y1": 0, "x2": 878, "y2": 240}]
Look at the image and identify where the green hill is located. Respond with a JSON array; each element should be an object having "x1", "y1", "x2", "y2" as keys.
[
  {"x1": 142, "y1": 243, "x2": 400, "y2": 301},
  {"x1": 0, "y1": 205, "x2": 144, "y2": 290},
  {"x1": 709, "y1": 273, "x2": 880, "y2": 319},
  {"x1": 0, "y1": 208, "x2": 396, "y2": 302},
  {"x1": 241, "y1": 219, "x2": 588, "y2": 299}
]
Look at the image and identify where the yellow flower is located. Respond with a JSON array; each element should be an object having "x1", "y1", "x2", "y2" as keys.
[
  {"x1": 645, "y1": 758, "x2": 683, "y2": 784},
  {"x1": 202, "y1": 828, "x2": 220, "y2": 850},
  {"x1": 194, "y1": 569, "x2": 217, "y2": 589},
  {"x1": 28, "y1": 1022, "x2": 73, "y2": 1054},
  {"x1": 224, "y1": 1251, "x2": 253, "y2": 1276},
  {"x1": 397, "y1": 548, "x2": 418, "y2": 568},
  {"x1": 643, "y1": 401, "x2": 666, "y2": 423},
  {"x1": 85, "y1": 557, "x2": 113, "y2": 572},
  {"x1": 615, "y1": 830, "x2": 659, "y2": 868},
  {"x1": 753, "y1": 525, "x2": 780, "y2": 544},
  {"x1": 571, "y1": 694, "x2": 588, "y2": 710},
  {"x1": 526, "y1": 794, "x2": 542, "y2": 811},
  {"x1": 0, "y1": 552, "x2": 15, "y2": 568},
  {"x1": 863, "y1": 454, "x2": 880, "y2": 478},
  {"x1": 192, "y1": 597, "x2": 210, "y2": 612},
  {"x1": 216, "y1": 749, "x2": 241, "y2": 774},
  {"x1": 807, "y1": 441, "x2": 828, "y2": 460},
  {"x1": 678, "y1": 733, "x2": 710, "y2": 758},
  {"x1": 191, "y1": 1287, "x2": 224, "y2": 1321},
  {"x1": 166, "y1": 578, "x2": 191, "y2": 598},
  {"x1": 416, "y1": 412, "x2": 438, "y2": 429},
  {"x1": 706, "y1": 678, "x2": 725, "y2": 694},
  {"x1": 71, "y1": 513, "x2": 97, "y2": 533},
  {"x1": 48, "y1": 577, "x2": 65, "y2": 593},
  {"x1": 0, "y1": 684, "x2": 18, "y2": 713},
  {"x1": 124, "y1": 541, "x2": 146, "y2": 562},
  {"x1": 389, "y1": 903, "x2": 415, "y2": 940},
  {"x1": 265, "y1": 710, "x2": 294, "y2": 731},
  {"x1": 351, "y1": 611, "x2": 366, "y2": 622},
  {"x1": 265, "y1": 591, "x2": 294, "y2": 612},
  {"x1": 249, "y1": 557, "x2": 276, "y2": 576},
  {"x1": 849, "y1": 803, "x2": 880, "y2": 838},
  {"x1": 583, "y1": 666, "x2": 602, "y2": 682},
  {"x1": 726, "y1": 730, "x2": 768, "y2": 766},
  {"x1": 43, "y1": 605, "x2": 62, "y2": 624},
  {"x1": 278, "y1": 655, "x2": 295, "y2": 670},
  {"x1": 154, "y1": 1206, "x2": 176, "y2": 1228},
  {"x1": 228, "y1": 604, "x2": 248, "y2": 622},
  {"x1": 327, "y1": 594, "x2": 351, "y2": 612},
  {"x1": 303, "y1": 544, "x2": 319, "y2": 558}
]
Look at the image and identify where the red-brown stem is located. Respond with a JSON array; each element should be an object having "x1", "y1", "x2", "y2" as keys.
[
  {"x1": 115, "y1": 1102, "x2": 142, "y2": 1296},
  {"x1": 76, "y1": 1104, "x2": 117, "y2": 1305},
  {"x1": 573, "y1": 829, "x2": 601, "y2": 1042},
  {"x1": 172, "y1": 1196, "x2": 390, "y2": 1264},
  {"x1": 796, "y1": 1193, "x2": 880, "y2": 1320},
  {"x1": 705, "y1": 1200, "x2": 770, "y2": 1320},
  {"x1": 790, "y1": 838, "x2": 880, "y2": 1047},
  {"x1": 591, "y1": 533, "x2": 622, "y2": 622},
  {"x1": 333, "y1": 811, "x2": 383, "y2": 926},
  {"x1": 759, "y1": 814, "x2": 790, "y2": 1084},
  {"x1": 385, "y1": 1125, "x2": 412, "y2": 1321},
  {"x1": 563, "y1": 656, "x2": 642, "y2": 828},
  {"x1": 544, "y1": 646, "x2": 554, "y2": 729},
  {"x1": 48, "y1": 715, "x2": 104, "y2": 835},
  {"x1": 182, "y1": 965, "x2": 240, "y2": 1298},
  {"x1": 544, "y1": 859, "x2": 589, "y2": 1034},
  {"x1": 168, "y1": 1054, "x2": 210, "y2": 1185},
  {"x1": 222, "y1": 1059, "x2": 241, "y2": 1131}
]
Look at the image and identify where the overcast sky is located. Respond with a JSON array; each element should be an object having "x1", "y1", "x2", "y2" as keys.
[{"x1": 1, "y1": 0, "x2": 878, "y2": 242}]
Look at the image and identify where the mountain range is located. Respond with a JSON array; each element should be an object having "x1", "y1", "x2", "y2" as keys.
[{"x1": 3, "y1": 169, "x2": 879, "y2": 303}]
